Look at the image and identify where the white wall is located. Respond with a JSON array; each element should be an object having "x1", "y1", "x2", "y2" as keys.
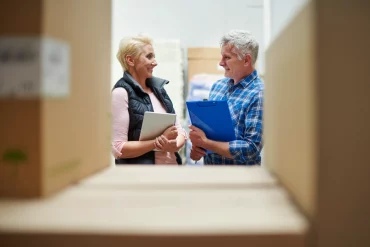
[
  {"x1": 111, "y1": 0, "x2": 264, "y2": 87},
  {"x1": 265, "y1": 0, "x2": 309, "y2": 48}
]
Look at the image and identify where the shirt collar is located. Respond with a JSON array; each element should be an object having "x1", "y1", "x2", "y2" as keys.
[
  {"x1": 227, "y1": 70, "x2": 258, "y2": 89},
  {"x1": 123, "y1": 71, "x2": 169, "y2": 91}
]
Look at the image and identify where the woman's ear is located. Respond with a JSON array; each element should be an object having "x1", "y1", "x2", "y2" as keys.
[{"x1": 126, "y1": 55, "x2": 135, "y2": 67}]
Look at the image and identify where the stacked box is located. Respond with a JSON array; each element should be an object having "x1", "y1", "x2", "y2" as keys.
[{"x1": 0, "y1": 0, "x2": 111, "y2": 197}]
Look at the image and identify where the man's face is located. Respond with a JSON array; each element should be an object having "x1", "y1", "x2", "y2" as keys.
[{"x1": 219, "y1": 44, "x2": 247, "y2": 83}]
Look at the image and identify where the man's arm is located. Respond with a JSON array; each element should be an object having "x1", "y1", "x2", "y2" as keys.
[
  {"x1": 228, "y1": 91, "x2": 264, "y2": 163},
  {"x1": 203, "y1": 139, "x2": 233, "y2": 159},
  {"x1": 189, "y1": 90, "x2": 263, "y2": 163},
  {"x1": 188, "y1": 126, "x2": 232, "y2": 159}
]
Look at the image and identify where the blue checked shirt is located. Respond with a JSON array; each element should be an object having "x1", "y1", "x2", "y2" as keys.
[{"x1": 204, "y1": 70, "x2": 264, "y2": 165}]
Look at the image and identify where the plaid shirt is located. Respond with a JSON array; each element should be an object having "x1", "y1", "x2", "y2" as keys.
[{"x1": 204, "y1": 70, "x2": 264, "y2": 165}]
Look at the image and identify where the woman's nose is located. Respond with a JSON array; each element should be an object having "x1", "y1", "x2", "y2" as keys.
[{"x1": 151, "y1": 60, "x2": 158, "y2": 66}]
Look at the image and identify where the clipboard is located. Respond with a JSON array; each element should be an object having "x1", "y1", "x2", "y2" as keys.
[
  {"x1": 186, "y1": 100, "x2": 236, "y2": 142},
  {"x1": 139, "y1": 111, "x2": 176, "y2": 141}
]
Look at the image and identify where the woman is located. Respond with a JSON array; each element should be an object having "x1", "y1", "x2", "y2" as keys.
[{"x1": 111, "y1": 35, "x2": 186, "y2": 165}]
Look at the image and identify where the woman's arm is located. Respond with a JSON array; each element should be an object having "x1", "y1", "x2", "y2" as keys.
[
  {"x1": 118, "y1": 140, "x2": 156, "y2": 158},
  {"x1": 111, "y1": 88, "x2": 156, "y2": 159}
]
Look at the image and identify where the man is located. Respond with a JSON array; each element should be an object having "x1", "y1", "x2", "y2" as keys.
[{"x1": 189, "y1": 30, "x2": 264, "y2": 165}]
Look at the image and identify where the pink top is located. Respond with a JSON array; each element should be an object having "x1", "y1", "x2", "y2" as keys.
[{"x1": 111, "y1": 87, "x2": 186, "y2": 164}]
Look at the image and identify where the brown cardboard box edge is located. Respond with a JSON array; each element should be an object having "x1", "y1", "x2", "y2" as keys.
[
  {"x1": 0, "y1": 0, "x2": 111, "y2": 198},
  {"x1": 188, "y1": 47, "x2": 221, "y2": 60},
  {"x1": 187, "y1": 47, "x2": 224, "y2": 82},
  {"x1": 0, "y1": 233, "x2": 305, "y2": 247}
]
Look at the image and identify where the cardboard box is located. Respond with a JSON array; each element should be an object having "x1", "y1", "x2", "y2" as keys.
[
  {"x1": 79, "y1": 165, "x2": 277, "y2": 188},
  {"x1": 264, "y1": 1, "x2": 316, "y2": 218},
  {"x1": 0, "y1": 166, "x2": 307, "y2": 247},
  {"x1": 0, "y1": 0, "x2": 112, "y2": 197},
  {"x1": 265, "y1": 1, "x2": 370, "y2": 246},
  {"x1": 187, "y1": 48, "x2": 224, "y2": 81}
]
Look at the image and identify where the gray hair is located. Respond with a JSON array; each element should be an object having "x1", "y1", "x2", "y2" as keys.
[{"x1": 220, "y1": 30, "x2": 259, "y2": 66}]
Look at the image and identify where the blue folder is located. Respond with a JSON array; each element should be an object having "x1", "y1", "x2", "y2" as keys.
[{"x1": 186, "y1": 100, "x2": 236, "y2": 142}]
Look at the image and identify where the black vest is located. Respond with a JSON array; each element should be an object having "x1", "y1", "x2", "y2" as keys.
[{"x1": 113, "y1": 72, "x2": 182, "y2": 165}]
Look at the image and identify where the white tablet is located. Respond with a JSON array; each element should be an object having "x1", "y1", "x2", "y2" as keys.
[{"x1": 139, "y1": 111, "x2": 177, "y2": 141}]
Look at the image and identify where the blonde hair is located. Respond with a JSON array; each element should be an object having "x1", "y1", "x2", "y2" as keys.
[{"x1": 116, "y1": 35, "x2": 153, "y2": 71}]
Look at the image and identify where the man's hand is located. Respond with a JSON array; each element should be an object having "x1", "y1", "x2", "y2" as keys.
[
  {"x1": 190, "y1": 145, "x2": 206, "y2": 161},
  {"x1": 155, "y1": 135, "x2": 180, "y2": 152},
  {"x1": 162, "y1": 126, "x2": 178, "y2": 140},
  {"x1": 190, "y1": 125, "x2": 233, "y2": 160},
  {"x1": 189, "y1": 125, "x2": 207, "y2": 148}
]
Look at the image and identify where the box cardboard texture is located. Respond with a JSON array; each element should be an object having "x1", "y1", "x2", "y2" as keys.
[
  {"x1": 0, "y1": 0, "x2": 112, "y2": 197},
  {"x1": 264, "y1": 1, "x2": 317, "y2": 218},
  {"x1": 265, "y1": 1, "x2": 370, "y2": 247},
  {"x1": 187, "y1": 48, "x2": 224, "y2": 81},
  {"x1": 0, "y1": 166, "x2": 308, "y2": 247}
]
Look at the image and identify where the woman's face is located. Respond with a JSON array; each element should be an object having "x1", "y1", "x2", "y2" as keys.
[{"x1": 134, "y1": 44, "x2": 157, "y2": 79}]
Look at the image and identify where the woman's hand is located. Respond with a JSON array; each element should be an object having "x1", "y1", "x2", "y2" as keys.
[
  {"x1": 162, "y1": 126, "x2": 178, "y2": 140},
  {"x1": 154, "y1": 135, "x2": 180, "y2": 152}
]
